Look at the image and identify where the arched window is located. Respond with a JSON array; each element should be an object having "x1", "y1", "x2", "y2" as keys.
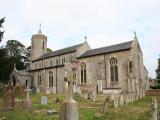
[
  {"x1": 129, "y1": 61, "x2": 133, "y2": 73},
  {"x1": 26, "y1": 80, "x2": 28, "y2": 87},
  {"x1": 110, "y1": 57, "x2": 119, "y2": 81},
  {"x1": 81, "y1": 63, "x2": 87, "y2": 83},
  {"x1": 38, "y1": 74, "x2": 41, "y2": 85},
  {"x1": 49, "y1": 71, "x2": 53, "y2": 87}
]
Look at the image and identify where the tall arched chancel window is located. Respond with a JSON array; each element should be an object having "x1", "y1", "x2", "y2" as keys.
[
  {"x1": 49, "y1": 71, "x2": 53, "y2": 87},
  {"x1": 81, "y1": 63, "x2": 87, "y2": 83},
  {"x1": 110, "y1": 57, "x2": 119, "y2": 81}
]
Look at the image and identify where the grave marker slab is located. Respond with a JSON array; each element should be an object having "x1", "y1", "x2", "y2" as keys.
[{"x1": 41, "y1": 96, "x2": 48, "y2": 105}]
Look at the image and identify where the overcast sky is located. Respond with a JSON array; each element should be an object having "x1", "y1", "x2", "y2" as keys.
[{"x1": 0, "y1": 0, "x2": 160, "y2": 78}]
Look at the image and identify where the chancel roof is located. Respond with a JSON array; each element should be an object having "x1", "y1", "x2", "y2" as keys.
[{"x1": 78, "y1": 40, "x2": 133, "y2": 58}]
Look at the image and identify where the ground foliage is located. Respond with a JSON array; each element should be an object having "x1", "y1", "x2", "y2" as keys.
[{"x1": 0, "y1": 93, "x2": 159, "y2": 120}]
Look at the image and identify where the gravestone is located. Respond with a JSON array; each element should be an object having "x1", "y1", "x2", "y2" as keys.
[
  {"x1": 32, "y1": 86, "x2": 36, "y2": 94},
  {"x1": 92, "y1": 91, "x2": 97, "y2": 102},
  {"x1": 60, "y1": 63, "x2": 79, "y2": 120},
  {"x1": 25, "y1": 87, "x2": 32, "y2": 108},
  {"x1": 37, "y1": 87, "x2": 40, "y2": 93},
  {"x1": 41, "y1": 96, "x2": 48, "y2": 105},
  {"x1": 15, "y1": 86, "x2": 20, "y2": 95},
  {"x1": 113, "y1": 95, "x2": 120, "y2": 110},
  {"x1": 20, "y1": 85, "x2": 26, "y2": 96},
  {"x1": 2, "y1": 86, "x2": 15, "y2": 111},
  {"x1": 56, "y1": 97, "x2": 61, "y2": 104},
  {"x1": 25, "y1": 87, "x2": 32, "y2": 99},
  {"x1": 46, "y1": 88, "x2": 50, "y2": 94},
  {"x1": 151, "y1": 98, "x2": 157, "y2": 120},
  {"x1": 120, "y1": 95, "x2": 124, "y2": 106},
  {"x1": 103, "y1": 97, "x2": 109, "y2": 113}
]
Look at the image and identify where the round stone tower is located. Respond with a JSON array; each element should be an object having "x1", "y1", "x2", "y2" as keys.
[{"x1": 30, "y1": 26, "x2": 47, "y2": 61}]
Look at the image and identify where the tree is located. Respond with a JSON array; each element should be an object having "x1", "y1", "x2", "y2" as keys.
[
  {"x1": 156, "y1": 56, "x2": 160, "y2": 83},
  {"x1": 151, "y1": 56, "x2": 160, "y2": 89},
  {"x1": 0, "y1": 40, "x2": 29, "y2": 83},
  {"x1": 5, "y1": 40, "x2": 29, "y2": 69},
  {"x1": 0, "y1": 17, "x2": 5, "y2": 42}
]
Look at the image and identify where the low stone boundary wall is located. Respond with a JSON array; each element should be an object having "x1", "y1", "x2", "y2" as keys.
[{"x1": 145, "y1": 89, "x2": 160, "y2": 96}]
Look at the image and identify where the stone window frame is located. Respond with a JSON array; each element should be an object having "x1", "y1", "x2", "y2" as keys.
[
  {"x1": 129, "y1": 60, "x2": 133, "y2": 73},
  {"x1": 42, "y1": 41, "x2": 45, "y2": 50},
  {"x1": 110, "y1": 57, "x2": 119, "y2": 82},
  {"x1": 37, "y1": 74, "x2": 41, "y2": 85},
  {"x1": 48, "y1": 71, "x2": 53, "y2": 87},
  {"x1": 80, "y1": 62, "x2": 87, "y2": 84}
]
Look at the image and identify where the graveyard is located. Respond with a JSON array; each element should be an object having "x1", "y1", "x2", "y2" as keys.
[{"x1": 0, "y1": 90, "x2": 159, "y2": 120}]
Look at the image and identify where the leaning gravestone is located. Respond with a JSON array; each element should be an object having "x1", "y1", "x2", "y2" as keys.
[
  {"x1": 2, "y1": 86, "x2": 15, "y2": 111},
  {"x1": 41, "y1": 96, "x2": 48, "y2": 105}
]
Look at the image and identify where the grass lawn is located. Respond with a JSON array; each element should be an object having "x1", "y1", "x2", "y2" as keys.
[{"x1": 0, "y1": 92, "x2": 159, "y2": 120}]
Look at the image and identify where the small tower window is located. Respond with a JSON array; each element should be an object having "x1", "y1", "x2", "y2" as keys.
[{"x1": 42, "y1": 41, "x2": 45, "y2": 50}]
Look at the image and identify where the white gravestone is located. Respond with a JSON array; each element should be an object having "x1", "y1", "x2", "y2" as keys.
[
  {"x1": 41, "y1": 96, "x2": 48, "y2": 105},
  {"x1": 25, "y1": 88, "x2": 31, "y2": 100}
]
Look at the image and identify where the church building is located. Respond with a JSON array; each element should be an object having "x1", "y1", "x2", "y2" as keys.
[
  {"x1": 27, "y1": 28, "x2": 149, "y2": 99},
  {"x1": 21, "y1": 28, "x2": 149, "y2": 100}
]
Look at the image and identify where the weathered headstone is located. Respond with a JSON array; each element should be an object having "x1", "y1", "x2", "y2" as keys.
[
  {"x1": 56, "y1": 97, "x2": 61, "y2": 104},
  {"x1": 15, "y1": 86, "x2": 20, "y2": 95},
  {"x1": 32, "y1": 86, "x2": 36, "y2": 94},
  {"x1": 41, "y1": 96, "x2": 48, "y2": 105},
  {"x1": 25, "y1": 87, "x2": 31, "y2": 100},
  {"x1": 151, "y1": 98, "x2": 157, "y2": 120},
  {"x1": 113, "y1": 95, "x2": 120, "y2": 110},
  {"x1": 46, "y1": 88, "x2": 50, "y2": 94},
  {"x1": 103, "y1": 97, "x2": 109, "y2": 113},
  {"x1": 20, "y1": 85, "x2": 26, "y2": 96},
  {"x1": 92, "y1": 91, "x2": 97, "y2": 102},
  {"x1": 60, "y1": 63, "x2": 79, "y2": 120},
  {"x1": 2, "y1": 86, "x2": 15, "y2": 111},
  {"x1": 25, "y1": 87, "x2": 32, "y2": 108},
  {"x1": 120, "y1": 95, "x2": 124, "y2": 106},
  {"x1": 37, "y1": 87, "x2": 40, "y2": 93}
]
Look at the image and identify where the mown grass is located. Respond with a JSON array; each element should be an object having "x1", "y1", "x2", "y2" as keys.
[{"x1": 0, "y1": 92, "x2": 159, "y2": 120}]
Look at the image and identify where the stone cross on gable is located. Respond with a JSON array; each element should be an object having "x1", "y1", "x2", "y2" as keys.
[{"x1": 25, "y1": 87, "x2": 31, "y2": 99}]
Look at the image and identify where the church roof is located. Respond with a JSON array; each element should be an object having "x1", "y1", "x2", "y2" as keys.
[
  {"x1": 78, "y1": 40, "x2": 133, "y2": 58},
  {"x1": 33, "y1": 43, "x2": 83, "y2": 61}
]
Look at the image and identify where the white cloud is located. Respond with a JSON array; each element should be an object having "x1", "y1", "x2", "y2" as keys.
[{"x1": 1, "y1": 0, "x2": 160, "y2": 78}]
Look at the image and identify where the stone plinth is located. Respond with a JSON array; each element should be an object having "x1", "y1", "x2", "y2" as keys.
[
  {"x1": 60, "y1": 98, "x2": 79, "y2": 120},
  {"x1": 25, "y1": 99, "x2": 32, "y2": 108}
]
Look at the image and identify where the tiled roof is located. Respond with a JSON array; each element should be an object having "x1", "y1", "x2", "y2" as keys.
[
  {"x1": 33, "y1": 43, "x2": 83, "y2": 61},
  {"x1": 78, "y1": 41, "x2": 133, "y2": 58}
]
